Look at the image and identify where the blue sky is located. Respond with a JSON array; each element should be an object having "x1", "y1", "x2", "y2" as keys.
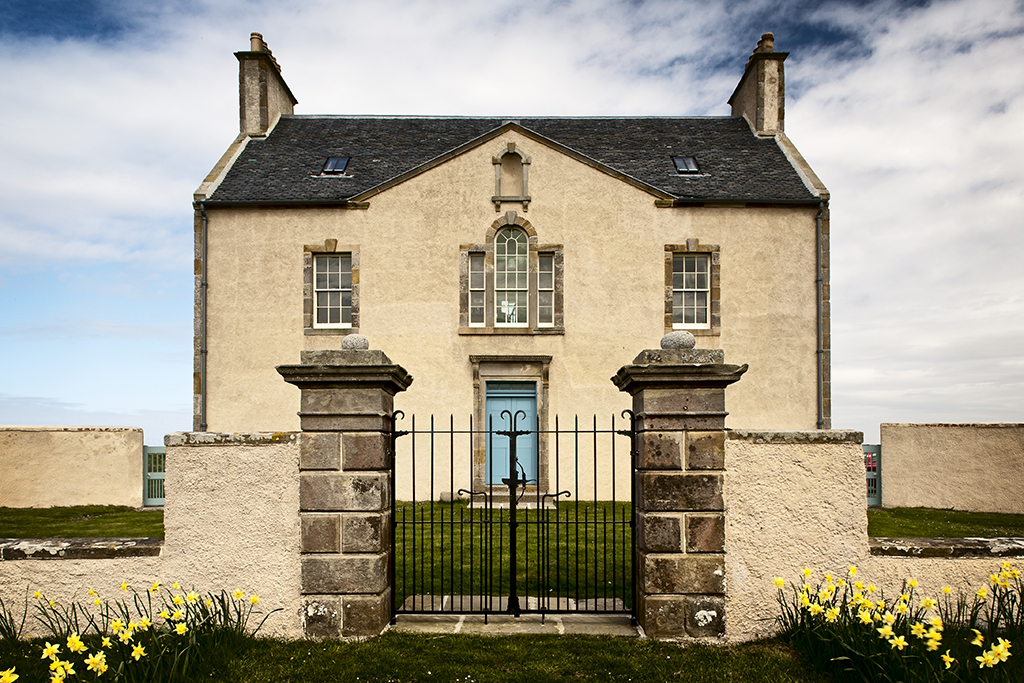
[{"x1": 1, "y1": 0, "x2": 1022, "y2": 444}]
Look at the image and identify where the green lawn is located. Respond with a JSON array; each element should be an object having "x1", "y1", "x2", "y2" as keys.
[
  {"x1": 1, "y1": 631, "x2": 829, "y2": 683},
  {"x1": 866, "y1": 506, "x2": 1024, "y2": 538},
  {"x1": 0, "y1": 505, "x2": 164, "y2": 538}
]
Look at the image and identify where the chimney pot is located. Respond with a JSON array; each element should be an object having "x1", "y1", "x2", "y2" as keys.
[
  {"x1": 250, "y1": 32, "x2": 265, "y2": 52},
  {"x1": 756, "y1": 32, "x2": 774, "y2": 53}
]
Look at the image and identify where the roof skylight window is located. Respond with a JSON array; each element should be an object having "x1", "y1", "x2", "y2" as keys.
[
  {"x1": 672, "y1": 156, "x2": 699, "y2": 174},
  {"x1": 322, "y1": 157, "x2": 349, "y2": 174}
]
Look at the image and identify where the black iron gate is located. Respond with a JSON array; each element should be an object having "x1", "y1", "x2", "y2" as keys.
[{"x1": 390, "y1": 411, "x2": 637, "y2": 620}]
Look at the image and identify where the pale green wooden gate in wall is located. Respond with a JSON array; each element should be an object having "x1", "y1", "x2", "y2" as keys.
[{"x1": 143, "y1": 446, "x2": 166, "y2": 506}]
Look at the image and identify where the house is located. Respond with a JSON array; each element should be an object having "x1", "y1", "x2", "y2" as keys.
[{"x1": 193, "y1": 32, "x2": 831, "y2": 487}]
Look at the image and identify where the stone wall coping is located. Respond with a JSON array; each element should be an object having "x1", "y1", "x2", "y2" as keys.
[
  {"x1": 165, "y1": 431, "x2": 298, "y2": 447},
  {"x1": 0, "y1": 537, "x2": 163, "y2": 561},
  {"x1": 0, "y1": 426, "x2": 142, "y2": 433},
  {"x1": 881, "y1": 422, "x2": 1024, "y2": 429},
  {"x1": 870, "y1": 537, "x2": 1024, "y2": 558},
  {"x1": 726, "y1": 429, "x2": 863, "y2": 444},
  {"x1": 299, "y1": 349, "x2": 393, "y2": 366},
  {"x1": 612, "y1": 362, "x2": 748, "y2": 394}
]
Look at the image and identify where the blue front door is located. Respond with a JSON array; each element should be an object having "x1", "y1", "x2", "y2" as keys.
[{"x1": 485, "y1": 382, "x2": 537, "y2": 486}]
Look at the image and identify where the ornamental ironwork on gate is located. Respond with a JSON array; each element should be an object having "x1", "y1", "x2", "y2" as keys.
[{"x1": 390, "y1": 411, "x2": 638, "y2": 621}]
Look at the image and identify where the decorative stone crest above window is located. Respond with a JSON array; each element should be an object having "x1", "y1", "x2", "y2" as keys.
[{"x1": 492, "y1": 142, "x2": 531, "y2": 211}]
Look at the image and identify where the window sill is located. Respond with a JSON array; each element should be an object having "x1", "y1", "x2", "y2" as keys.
[
  {"x1": 668, "y1": 327, "x2": 720, "y2": 337},
  {"x1": 305, "y1": 328, "x2": 359, "y2": 336},
  {"x1": 459, "y1": 327, "x2": 564, "y2": 336}
]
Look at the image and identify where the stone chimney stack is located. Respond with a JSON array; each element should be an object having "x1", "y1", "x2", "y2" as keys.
[
  {"x1": 236, "y1": 32, "x2": 298, "y2": 137},
  {"x1": 727, "y1": 32, "x2": 788, "y2": 136}
]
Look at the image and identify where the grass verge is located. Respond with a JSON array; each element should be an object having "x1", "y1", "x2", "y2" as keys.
[
  {"x1": 189, "y1": 632, "x2": 831, "y2": 683},
  {"x1": 0, "y1": 505, "x2": 164, "y2": 538},
  {"x1": 867, "y1": 507, "x2": 1024, "y2": 538}
]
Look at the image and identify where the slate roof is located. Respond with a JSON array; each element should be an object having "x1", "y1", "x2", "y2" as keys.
[{"x1": 207, "y1": 116, "x2": 818, "y2": 204}]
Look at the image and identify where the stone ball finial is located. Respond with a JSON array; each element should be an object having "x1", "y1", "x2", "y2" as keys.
[
  {"x1": 661, "y1": 330, "x2": 696, "y2": 350},
  {"x1": 341, "y1": 334, "x2": 369, "y2": 350}
]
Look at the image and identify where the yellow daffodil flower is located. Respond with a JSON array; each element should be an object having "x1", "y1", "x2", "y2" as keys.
[
  {"x1": 150, "y1": 582, "x2": 160, "y2": 593},
  {"x1": 799, "y1": 594, "x2": 811, "y2": 609},
  {"x1": 158, "y1": 609, "x2": 170, "y2": 620},
  {"x1": 187, "y1": 592, "x2": 199, "y2": 603},
  {"x1": 132, "y1": 644, "x2": 146, "y2": 661},
  {"x1": 824, "y1": 573, "x2": 833, "y2": 583},
  {"x1": 120, "y1": 581, "x2": 128, "y2": 591},
  {"x1": 853, "y1": 580, "x2": 864, "y2": 591},
  {"x1": 896, "y1": 602, "x2": 908, "y2": 615},
  {"x1": 32, "y1": 591, "x2": 42, "y2": 599},
  {"x1": 942, "y1": 585, "x2": 952, "y2": 594},
  {"x1": 992, "y1": 638, "x2": 1012, "y2": 663},
  {"x1": 172, "y1": 582, "x2": 180, "y2": 590},
  {"x1": 101, "y1": 637, "x2": 111, "y2": 648},
  {"x1": 858, "y1": 609, "x2": 873, "y2": 625},
  {"x1": 233, "y1": 589, "x2": 244, "y2": 599},
  {"x1": 882, "y1": 611, "x2": 896, "y2": 626},
  {"x1": 977, "y1": 587, "x2": 988, "y2": 600},
  {"x1": 66, "y1": 634, "x2": 85, "y2": 654},
  {"x1": 205, "y1": 599, "x2": 213, "y2": 607},
  {"x1": 941, "y1": 650, "x2": 955, "y2": 668},
  {"x1": 173, "y1": 595, "x2": 184, "y2": 606},
  {"x1": 250, "y1": 595, "x2": 260, "y2": 605},
  {"x1": 972, "y1": 629, "x2": 985, "y2": 647},
  {"x1": 58, "y1": 660, "x2": 75, "y2": 676},
  {"x1": 836, "y1": 578, "x2": 846, "y2": 587},
  {"x1": 977, "y1": 651, "x2": 997, "y2": 668},
  {"x1": 868, "y1": 584, "x2": 877, "y2": 594},
  {"x1": 118, "y1": 630, "x2": 133, "y2": 644},
  {"x1": 889, "y1": 636, "x2": 908, "y2": 650},
  {"x1": 773, "y1": 577, "x2": 785, "y2": 589},
  {"x1": 910, "y1": 622, "x2": 926, "y2": 637},
  {"x1": 0, "y1": 666, "x2": 17, "y2": 683},
  {"x1": 87, "y1": 589, "x2": 96, "y2": 597},
  {"x1": 171, "y1": 609, "x2": 184, "y2": 621},
  {"x1": 907, "y1": 579, "x2": 918, "y2": 589},
  {"x1": 824, "y1": 607, "x2": 839, "y2": 623},
  {"x1": 877, "y1": 624, "x2": 895, "y2": 639},
  {"x1": 41, "y1": 642, "x2": 60, "y2": 659},
  {"x1": 930, "y1": 616, "x2": 943, "y2": 630},
  {"x1": 84, "y1": 651, "x2": 106, "y2": 673},
  {"x1": 174, "y1": 623, "x2": 188, "y2": 635},
  {"x1": 809, "y1": 602, "x2": 824, "y2": 616},
  {"x1": 92, "y1": 598, "x2": 102, "y2": 606},
  {"x1": 848, "y1": 565, "x2": 858, "y2": 577},
  {"x1": 138, "y1": 617, "x2": 151, "y2": 630},
  {"x1": 110, "y1": 619, "x2": 124, "y2": 633},
  {"x1": 990, "y1": 573, "x2": 1000, "y2": 586}
]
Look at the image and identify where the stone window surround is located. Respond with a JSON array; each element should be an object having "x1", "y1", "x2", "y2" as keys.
[
  {"x1": 304, "y1": 240, "x2": 360, "y2": 336},
  {"x1": 470, "y1": 355, "x2": 552, "y2": 493},
  {"x1": 459, "y1": 211, "x2": 564, "y2": 335},
  {"x1": 665, "y1": 240, "x2": 720, "y2": 336}
]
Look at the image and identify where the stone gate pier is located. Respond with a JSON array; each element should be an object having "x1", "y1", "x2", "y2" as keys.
[{"x1": 613, "y1": 336, "x2": 746, "y2": 638}]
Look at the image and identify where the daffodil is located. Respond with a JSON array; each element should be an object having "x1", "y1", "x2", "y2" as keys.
[
  {"x1": 250, "y1": 595, "x2": 260, "y2": 604},
  {"x1": 92, "y1": 598, "x2": 102, "y2": 606},
  {"x1": 896, "y1": 602, "x2": 908, "y2": 615},
  {"x1": 138, "y1": 616, "x2": 151, "y2": 630},
  {"x1": 992, "y1": 637, "x2": 1012, "y2": 663},
  {"x1": 172, "y1": 582, "x2": 180, "y2": 590},
  {"x1": 233, "y1": 589, "x2": 244, "y2": 599},
  {"x1": 941, "y1": 650, "x2": 955, "y2": 669},
  {"x1": 836, "y1": 578, "x2": 846, "y2": 587},
  {"x1": 972, "y1": 629, "x2": 985, "y2": 647},
  {"x1": 111, "y1": 619, "x2": 124, "y2": 633},
  {"x1": 101, "y1": 637, "x2": 111, "y2": 648},
  {"x1": 174, "y1": 623, "x2": 188, "y2": 635},
  {"x1": 118, "y1": 630, "x2": 133, "y2": 643},
  {"x1": 85, "y1": 651, "x2": 107, "y2": 673},
  {"x1": 171, "y1": 609, "x2": 184, "y2": 621},
  {"x1": 32, "y1": 591, "x2": 42, "y2": 599},
  {"x1": 867, "y1": 584, "x2": 877, "y2": 594},
  {"x1": 977, "y1": 587, "x2": 988, "y2": 600},
  {"x1": 929, "y1": 616, "x2": 943, "y2": 630},
  {"x1": 858, "y1": 609, "x2": 873, "y2": 625},
  {"x1": 132, "y1": 644, "x2": 146, "y2": 661},
  {"x1": 877, "y1": 624, "x2": 895, "y2": 639},
  {"x1": 809, "y1": 603, "x2": 824, "y2": 616},
  {"x1": 977, "y1": 651, "x2": 997, "y2": 668},
  {"x1": 173, "y1": 595, "x2": 184, "y2": 606},
  {"x1": 158, "y1": 609, "x2": 170, "y2": 620},
  {"x1": 66, "y1": 633, "x2": 85, "y2": 654},
  {"x1": 853, "y1": 580, "x2": 864, "y2": 591},
  {"x1": 848, "y1": 565, "x2": 858, "y2": 577},
  {"x1": 990, "y1": 573, "x2": 1000, "y2": 585},
  {"x1": 824, "y1": 607, "x2": 839, "y2": 623},
  {"x1": 799, "y1": 593, "x2": 811, "y2": 609},
  {"x1": 0, "y1": 667, "x2": 17, "y2": 683},
  {"x1": 41, "y1": 642, "x2": 60, "y2": 659},
  {"x1": 907, "y1": 579, "x2": 918, "y2": 589},
  {"x1": 187, "y1": 592, "x2": 199, "y2": 603},
  {"x1": 87, "y1": 588, "x2": 96, "y2": 597},
  {"x1": 889, "y1": 635, "x2": 908, "y2": 650},
  {"x1": 920, "y1": 597, "x2": 936, "y2": 610},
  {"x1": 824, "y1": 573, "x2": 833, "y2": 583},
  {"x1": 882, "y1": 611, "x2": 896, "y2": 626},
  {"x1": 942, "y1": 585, "x2": 952, "y2": 594},
  {"x1": 150, "y1": 582, "x2": 160, "y2": 593},
  {"x1": 120, "y1": 581, "x2": 128, "y2": 591},
  {"x1": 910, "y1": 622, "x2": 926, "y2": 637}
]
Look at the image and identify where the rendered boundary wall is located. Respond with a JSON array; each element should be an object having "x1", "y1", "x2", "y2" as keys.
[
  {"x1": 0, "y1": 427, "x2": 143, "y2": 508},
  {"x1": 880, "y1": 423, "x2": 1024, "y2": 514},
  {"x1": 725, "y1": 430, "x2": 1022, "y2": 643},
  {"x1": 0, "y1": 433, "x2": 302, "y2": 640}
]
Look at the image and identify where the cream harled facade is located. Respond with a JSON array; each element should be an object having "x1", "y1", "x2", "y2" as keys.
[{"x1": 193, "y1": 32, "x2": 831, "y2": 439}]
